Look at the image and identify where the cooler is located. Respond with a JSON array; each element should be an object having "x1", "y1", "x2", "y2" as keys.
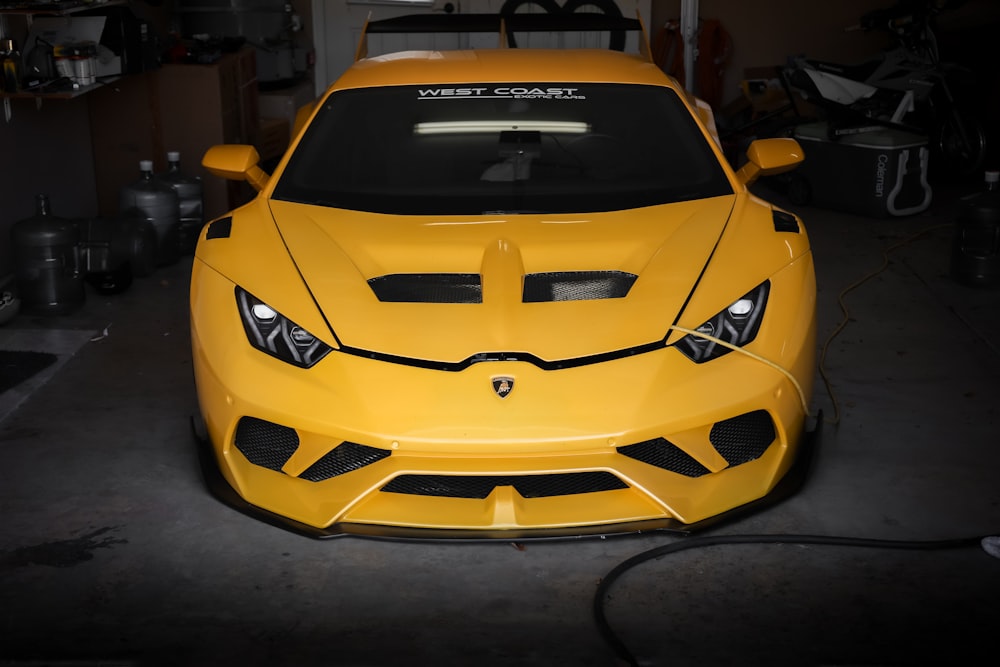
[{"x1": 792, "y1": 122, "x2": 932, "y2": 217}]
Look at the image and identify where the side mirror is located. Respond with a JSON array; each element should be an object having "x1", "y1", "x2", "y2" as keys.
[
  {"x1": 735, "y1": 138, "x2": 804, "y2": 187},
  {"x1": 202, "y1": 145, "x2": 270, "y2": 192}
]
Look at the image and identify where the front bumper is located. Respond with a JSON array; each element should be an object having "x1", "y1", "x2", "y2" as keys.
[
  {"x1": 192, "y1": 413, "x2": 821, "y2": 540},
  {"x1": 190, "y1": 254, "x2": 817, "y2": 538}
]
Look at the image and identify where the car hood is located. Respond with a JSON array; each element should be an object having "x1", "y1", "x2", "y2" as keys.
[{"x1": 268, "y1": 197, "x2": 736, "y2": 363}]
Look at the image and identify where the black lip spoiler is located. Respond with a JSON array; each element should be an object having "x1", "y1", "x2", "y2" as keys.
[{"x1": 190, "y1": 413, "x2": 821, "y2": 543}]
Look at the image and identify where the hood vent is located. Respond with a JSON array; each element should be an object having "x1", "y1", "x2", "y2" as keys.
[
  {"x1": 523, "y1": 271, "x2": 637, "y2": 302},
  {"x1": 368, "y1": 273, "x2": 483, "y2": 303},
  {"x1": 772, "y1": 210, "x2": 799, "y2": 233},
  {"x1": 368, "y1": 270, "x2": 637, "y2": 303}
]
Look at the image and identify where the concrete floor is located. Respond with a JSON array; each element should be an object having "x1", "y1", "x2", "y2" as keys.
[{"x1": 1, "y1": 182, "x2": 999, "y2": 667}]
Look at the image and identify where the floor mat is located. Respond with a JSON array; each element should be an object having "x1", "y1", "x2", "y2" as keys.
[
  {"x1": 0, "y1": 350, "x2": 58, "y2": 394},
  {"x1": 0, "y1": 328, "x2": 97, "y2": 423}
]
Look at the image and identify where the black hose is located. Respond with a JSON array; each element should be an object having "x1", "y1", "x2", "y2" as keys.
[{"x1": 593, "y1": 532, "x2": 988, "y2": 667}]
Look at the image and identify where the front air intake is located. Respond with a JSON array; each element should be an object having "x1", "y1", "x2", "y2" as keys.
[
  {"x1": 299, "y1": 442, "x2": 392, "y2": 482},
  {"x1": 234, "y1": 417, "x2": 299, "y2": 471},
  {"x1": 617, "y1": 438, "x2": 711, "y2": 477},
  {"x1": 709, "y1": 410, "x2": 777, "y2": 466},
  {"x1": 381, "y1": 472, "x2": 627, "y2": 499}
]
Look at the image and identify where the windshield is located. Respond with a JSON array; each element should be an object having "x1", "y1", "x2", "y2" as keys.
[{"x1": 272, "y1": 83, "x2": 733, "y2": 215}]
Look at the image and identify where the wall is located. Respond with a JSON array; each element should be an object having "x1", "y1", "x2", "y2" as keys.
[
  {"x1": 650, "y1": 0, "x2": 892, "y2": 109},
  {"x1": 649, "y1": 0, "x2": 1000, "y2": 106},
  {"x1": 0, "y1": 0, "x2": 175, "y2": 281},
  {"x1": 0, "y1": 97, "x2": 99, "y2": 281},
  {"x1": 649, "y1": 0, "x2": 1000, "y2": 163}
]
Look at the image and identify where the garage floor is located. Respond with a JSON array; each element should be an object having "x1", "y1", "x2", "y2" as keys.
[{"x1": 1, "y1": 182, "x2": 999, "y2": 667}]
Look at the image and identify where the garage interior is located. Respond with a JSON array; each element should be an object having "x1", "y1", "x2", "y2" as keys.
[{"x1": 2, "y1": 1, "x2": 999, "y2": 666}]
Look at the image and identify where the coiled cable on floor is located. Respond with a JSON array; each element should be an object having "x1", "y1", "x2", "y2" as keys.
[
  {"x1": 594, "y1": 531, "x2": 997, "y2": 667},
  {"x1": 817, "y1": 223, "x2": 951, "y2": 426}
]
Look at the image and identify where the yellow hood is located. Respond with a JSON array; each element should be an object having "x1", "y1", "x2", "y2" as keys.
[{"x1": 269, "y1": 196, "x2": 735, "y2": 363}]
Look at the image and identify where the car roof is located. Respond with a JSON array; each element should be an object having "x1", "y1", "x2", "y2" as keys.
[{"x1": 331, "y1": 48, "x2": 676, "y2": 92}]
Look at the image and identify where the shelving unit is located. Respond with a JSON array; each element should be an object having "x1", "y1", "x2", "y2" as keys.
[
  {"x1": 0, "y1": 0, "x2": 128, "y2": 101},
  {"x1": 0, "y1": 1, "x2": 127, "y2": 18}
]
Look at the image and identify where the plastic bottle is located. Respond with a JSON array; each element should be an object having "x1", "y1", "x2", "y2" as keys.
[
  {"x1": 1, "y1": 37, "x2": 23, "y2": 93},
  {"x1": 120, "y1": 160, "x2": 181, "y2": 267},
  {"x1": 158, "y1": 151, "x2": 204, "y2": 255},
  {"x1": 951, "y1": 170, "x2": 1000, "y2": 288},
  {"x1": 10, "y1": 194, "x2": 85, "y2": 315}
]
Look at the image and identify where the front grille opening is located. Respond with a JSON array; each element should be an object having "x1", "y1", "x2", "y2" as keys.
[
  {"x1": 522, "y1": 271, "x2": 637, "y2": 302},
  {"x1": 368, "y1": 273, "x2": 482, "y2": 303},
  {"x1": 234, "y1": 417, "x2": 299, "y2": 471},
  {"x1": 299, "y1": 442, "x2": 392, "y2": 482},
  {"x1": 617, "y1": 438, "x2": 711, "y2": 477},
  {"x1": 709, "y1": 410, "x2": 777, "y2": 466},
  {"x1": 381, "y1": 472, "x2": 627, "y2": 499}
]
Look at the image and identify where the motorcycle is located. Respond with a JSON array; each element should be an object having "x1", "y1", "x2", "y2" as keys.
[{"x1": 783, "y1": 0, "x2": 987, "y2": 179}]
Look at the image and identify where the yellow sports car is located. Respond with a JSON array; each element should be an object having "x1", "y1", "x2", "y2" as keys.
[{"x1": 190, "y1": 14, "x2": 817, "y2": 539}]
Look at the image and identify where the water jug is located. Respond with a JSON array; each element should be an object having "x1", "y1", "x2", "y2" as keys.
[
  {"x1": 10, "y1": 194, "x2": 84, "y2": 315},
  {"x1": 158, "y1": 151, "x2": 204, "y2": 255},
  {"x1": 120, "y1": 160, "x2": 180, "y2": 266},
  {"x1": 951, "y1": 171, "x2": 1000, "y2": 288}
]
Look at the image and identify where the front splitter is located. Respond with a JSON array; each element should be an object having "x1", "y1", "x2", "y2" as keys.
[{"x1": 191, "y1": 413, "x2": 821, "y2": 542}]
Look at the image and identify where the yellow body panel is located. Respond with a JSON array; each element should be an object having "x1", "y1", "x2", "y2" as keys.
[{"x1": 190, "y1": 46, "x2": 817, "y2": 536}]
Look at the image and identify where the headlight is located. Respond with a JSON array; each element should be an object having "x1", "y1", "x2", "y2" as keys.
[
  {"x1": 236, "y1": 287, "x2": 331, "y2": 368},
  {"x1": 675, "y1": 281, "x2": 770, "y2": 363}
]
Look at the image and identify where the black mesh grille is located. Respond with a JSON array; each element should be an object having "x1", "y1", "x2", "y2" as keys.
[
  {"x1": 368, "y1": 273, "x2": 482, "y2": 303},
  {"x1": 299, "y1": 442, "x2": 392, "y2": 482},
  {"x1": 617, "y1": 438, "x2": 711, "y2": 477},
  {"x1": 381, "y1": 472, "x2": 627, "y2": 499},
  {"x1": 234, "y1": 417, "x2": 299, "y2": 471},
  {"x1": 709, "y1": 410, "x2": 777, "y2": 466},
  {"x1": 772, "y1": 210, "x2": 800, "y2": 233},
  {"x1": 523, "y1": 271, "x2": 637, "y2": 302},
  {"x1": 205, "y1": 216, "x2": 232, "y2": 239}
]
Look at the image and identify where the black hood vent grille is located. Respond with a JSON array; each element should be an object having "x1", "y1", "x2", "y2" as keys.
[
  {"x1": 523, "y1": 271, "x2": 637, "y2": 302},
  {"x1": 368, "y1": 273, "x2": 482, "y2": 303},
  {"x1": 368, "y1": 270, "x2": 637, "y2": 303}
]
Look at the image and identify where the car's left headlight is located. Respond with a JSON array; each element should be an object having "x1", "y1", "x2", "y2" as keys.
[
  {"x1": 675, "y1": 281, "x2": 770, "y2": 363},
  {"x1": 236, "y1": 287, "x2": 331, "y2": 368}
]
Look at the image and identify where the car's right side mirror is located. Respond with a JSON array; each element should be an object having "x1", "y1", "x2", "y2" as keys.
[
  {"x1": 736, "y1": 138, "x2": 805, "y2": 187},
  {"x1": 202, "y1": 144, "x2": 270, "y2": 192}
]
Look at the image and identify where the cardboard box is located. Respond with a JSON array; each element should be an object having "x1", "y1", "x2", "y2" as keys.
[
  {"x1": 154, "y1": 48, "x2": 259, "y2": 219},
  {"x1": 259, "y1": 79, "x2": 315, "y2": 136},
  {"x1": 255, "y1": 116, "x2": 291, "y2": 162}
]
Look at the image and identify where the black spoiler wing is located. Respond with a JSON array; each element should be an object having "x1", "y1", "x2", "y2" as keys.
[{"x1": 355, "y1": 12, "x2": 650, "y2": 61}]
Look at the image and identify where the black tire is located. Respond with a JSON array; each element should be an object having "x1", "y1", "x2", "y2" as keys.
[{"x1": 934, "y1": 107, "x2": 987, "y2": 179}]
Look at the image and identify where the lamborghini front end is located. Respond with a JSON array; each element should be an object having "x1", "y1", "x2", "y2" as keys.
[{"x1": 190, "y1": 45, "x2": 816, "y2": 539}]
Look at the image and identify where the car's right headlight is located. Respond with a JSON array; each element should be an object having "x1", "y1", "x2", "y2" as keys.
[
  {"x1": 675, "y1": 281, "x2": 770, "y2": 363},
  {"x1": 236, "y1": 287, "x2": 331, "y2": 368}
]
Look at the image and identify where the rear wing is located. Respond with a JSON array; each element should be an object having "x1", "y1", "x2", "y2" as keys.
[{"x1": 354, "y1": 12, "x2": 651, "y2": 62}]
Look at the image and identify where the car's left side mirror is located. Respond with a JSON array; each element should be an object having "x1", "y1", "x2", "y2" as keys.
[
  {"x1": 202, "y1": 144, "x2": 270, "y2": 192},
  {"x1": 735, "y1": 138, "x2": 804, "y2": 187}
]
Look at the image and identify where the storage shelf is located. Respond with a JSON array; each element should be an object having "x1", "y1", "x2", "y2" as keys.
[
  {"x1": 0, "y1": 1, "x2": 129, "y2": 100},
  {"x1": 0, "y1": 1, "x2": 126, "y2": 17},
  {"x1": 1, "y1": 77, "x2": 118, "y2": 99}
]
